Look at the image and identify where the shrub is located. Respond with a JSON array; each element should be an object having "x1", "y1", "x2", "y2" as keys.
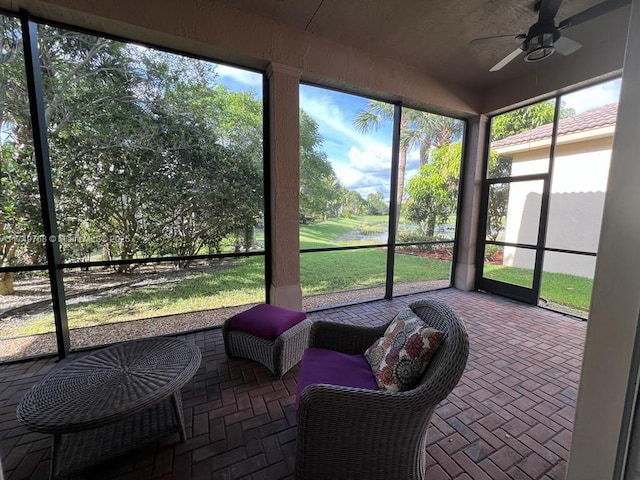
[
  {"x1": 484, "y1": 245, "x2": 502, "y2": 263},
  {"x1": 396, "y1": 232, "x2": 449, "y2": 254}
]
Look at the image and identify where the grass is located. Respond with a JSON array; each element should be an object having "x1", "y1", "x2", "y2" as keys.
[
  {"x1": 7, "y1": 257, "x2": 266, "y2": 336},
  {"x1": 298, "y1": 215, "x2": 450, "y2": 295},
  {"x1": 483, "y1": 265, "x2": 533, "y2": 289},
  {"x1": 7, "y1": 215, "x2": 448, "y2": 337},
  {"x1": 299, "y1": 215, "x2": 388, "y2": 248},
  {"x1": 300, "y1": 248, "x2": 450, "y2": 295},
  {"x1": 3, "y1": 214, "x2": 593, "y2": 337},
  {"x1": 484, "y1": 264, "x2": 593, "y2": 316}
]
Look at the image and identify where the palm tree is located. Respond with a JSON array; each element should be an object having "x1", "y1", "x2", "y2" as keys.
[
  {"x1": 353, "y1": 102, "x2": 406, "y2": 225},
  {"x1": 353, "y1": 102, "x2": 462, "y2": 225}
]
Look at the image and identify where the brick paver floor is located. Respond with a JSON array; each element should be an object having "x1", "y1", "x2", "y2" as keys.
[{"x1": 0, "y1": 288, "x2": 586, "y2": 479}]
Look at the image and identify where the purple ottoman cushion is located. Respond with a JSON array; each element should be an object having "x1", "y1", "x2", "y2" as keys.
[
  {"x1": 230, "y1": 304, "x2": 307, "y2": 341},
  {"x1": 295, "y1": 347, "x2": 379, "y2": 409}
]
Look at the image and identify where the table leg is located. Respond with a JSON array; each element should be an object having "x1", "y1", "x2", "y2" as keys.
[
  {"x1": 171, "y1": 392, "x2": 187, "y2": 442},
  {"x1": 50, "y1": 433, "x2": 61, "y2": 480}
]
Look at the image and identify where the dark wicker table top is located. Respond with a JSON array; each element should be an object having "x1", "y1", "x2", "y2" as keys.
[{"x1": 17, "y1": 337, "x2": 201, "y2": 434}]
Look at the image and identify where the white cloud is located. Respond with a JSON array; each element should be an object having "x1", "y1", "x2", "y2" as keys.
[
  {"x1": 300, "y1": 85, "x2": 395, "y2": 200},
  {"x1": 333, "y1": 162, "x2": 385, "y2": 187},
  {"x1": 215, "y1": 64, "x2": 262, "y2": 89},
  {"x1": 562, "y1": 79, "x2": 621, "y2": 113},
  {"x1": 347, "y1": 145, "x2": 392, "y2": 174},
  {"x1": 299, "y1": 89, "x2": 390, "y2": 153},
  {"x1": 332, "y1": 162, "x2": 365, "y2": 189},
  {"x1": 333, "y1": 150, "x2": 391, "y2": 200}
]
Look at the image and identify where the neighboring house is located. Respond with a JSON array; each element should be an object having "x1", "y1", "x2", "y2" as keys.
[{"x1": 492, "y1": 103, "x2": 618, "y2": 278}]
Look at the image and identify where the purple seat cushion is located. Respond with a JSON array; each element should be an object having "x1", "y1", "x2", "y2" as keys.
[
  {"x1": 229, "y1": 304, "x2": 307, "y2": 341},
  {"x1": 295, "y1": 347, "x2": 379, "y2": 409}
]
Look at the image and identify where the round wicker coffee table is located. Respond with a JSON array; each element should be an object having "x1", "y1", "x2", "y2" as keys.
[{"x1": 17, "y1": 337, "x2": 201, "y2": 480}]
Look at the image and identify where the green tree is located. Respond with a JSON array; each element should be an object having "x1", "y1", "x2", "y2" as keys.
[
  {"x1": 1, "y1": 17, "x2": 47, "y2": 294},
  {"x1": 214, "y1": 86, "x2": 263, "y2": 162},
  {"x1": 1, "y1": 22, "x2": 265, "y2": 283},
  {"x1": 341, "y1": 189, "x2": 366, "y2": 216},
  {"x1": 491, "y1": 100, "x2": 574, "y2": 141},
  {"x1": 139, "y1": 55, "x2": 263, "y2": 263},
  {"x1": 354, "y1": 102, "x2": 462, "y2": 223},
  {"x1": 41, "y1": 31, "x2": 159, "y2": 270},
  {"x1": 405, "y1": 142, "x2": 462, "y2": 236},
  {"x1": 299, "y1": 109, "x2": 338, "y2": 222},
  {"x1": 365, "y1": 191, "x2": 386, "y2": 216},
  {"x1": 485, "y1": 151, "x2": 510, "y2": 241}
]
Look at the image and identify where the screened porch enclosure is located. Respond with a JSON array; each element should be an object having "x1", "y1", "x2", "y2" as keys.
[{"x1": 1, "y1": 11, "x2": 468, "y2": 363}]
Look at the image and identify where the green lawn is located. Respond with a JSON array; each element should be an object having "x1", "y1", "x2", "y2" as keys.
[
  {"x1": 299, "y1": 215, "x2": 450, "y2": 294},
  {"x1": 8, "y1": 215, "x2": 446, "y2": 336},
  {"x1": 301, "y1": 248, "x2": 450, "y2": 295},
  {"x1": 8, "y1": 257, "x2": 267, "y2": 336},
  {"x1": 299, "y1": 215, "x2": 388, "y2": 248},
  {"x1": 4, "y1": 215, "x2": 593, "y2": 337},
  {"x1": 483, "y1": 264, "x2": 593, "y2": 316}
]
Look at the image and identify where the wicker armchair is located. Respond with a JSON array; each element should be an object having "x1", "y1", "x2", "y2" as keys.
[{"x1": 295, "y1": 299, "x2": 469, "y2": 480}]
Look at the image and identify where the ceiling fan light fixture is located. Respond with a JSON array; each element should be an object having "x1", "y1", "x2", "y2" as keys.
[
  {"x1": 524, "y1": 45, "x2": 555, "y2": 61},
  {"x1": 524, "y1": 32, "x2": 555, "y2": 62}
]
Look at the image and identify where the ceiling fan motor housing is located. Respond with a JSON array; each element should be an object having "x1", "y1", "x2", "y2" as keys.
[{"x1": 522, "y1": 21, "x2": 561, "y2": 61}]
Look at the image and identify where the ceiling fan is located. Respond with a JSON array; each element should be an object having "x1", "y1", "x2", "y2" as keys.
[{"x1": 471, "y1": 0, "x2": 631, "y2": 71}]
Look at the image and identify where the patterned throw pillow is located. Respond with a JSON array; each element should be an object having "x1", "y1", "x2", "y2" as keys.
[{"x1": 364, "y1": 308, "x2": 444, "y2": 392}]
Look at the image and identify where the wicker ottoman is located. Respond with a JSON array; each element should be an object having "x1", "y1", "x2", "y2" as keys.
[{"x1": 222, "y1": 304, "x2": 312, "y2": 377}]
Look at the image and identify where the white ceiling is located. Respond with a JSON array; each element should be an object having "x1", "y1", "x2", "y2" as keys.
[{"x1": 212, "y1": 0, "x2": 631, "y2": 90}]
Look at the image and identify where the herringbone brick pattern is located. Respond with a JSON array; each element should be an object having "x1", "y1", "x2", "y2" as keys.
[{"x1": 0, "y1": 289, "x2": 586, "y2": 479}]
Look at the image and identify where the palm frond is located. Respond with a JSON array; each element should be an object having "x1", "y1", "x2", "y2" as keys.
[{"x1": 353, "y1": 100, "x2": 394, "y2": 133}]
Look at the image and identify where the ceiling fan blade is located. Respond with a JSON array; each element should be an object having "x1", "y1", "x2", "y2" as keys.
[
  {"x1": 554, "y1": 35, "x2": 582, "y2": 55},
  {"x1": 490, "y1": 48, "x2": 524, "y2": 72},
  {"x1": 539, "y1": 0, "x2": 563, "y2": 23},
  {"x1": 558, "y1": 0, "x2": 631, "y2": 29},
  {"x1": 470, "y1": 33, "x2": 526, "y2": 45}
]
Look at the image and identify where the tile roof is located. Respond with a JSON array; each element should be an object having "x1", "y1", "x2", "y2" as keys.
[{"x1": 491, "y1": 102, "x2": 618, "y2": 149}]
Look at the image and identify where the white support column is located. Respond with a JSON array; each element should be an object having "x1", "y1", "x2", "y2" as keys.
[
  {"x1": 566, "y1": 1, "x2": 640, "y2": 478},
  {"x1": 454, "y1": 115, "x2": 488, "y2": 291},
  {"x1": 266, "y1": 62, "x2": 303, "y2": 310}
]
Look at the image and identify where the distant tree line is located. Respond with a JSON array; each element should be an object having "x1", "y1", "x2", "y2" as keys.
[{"x1": 299, "y1": 110, "x2": 390, "y2": 222}]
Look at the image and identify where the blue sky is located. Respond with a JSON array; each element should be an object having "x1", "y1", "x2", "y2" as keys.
[
  {"x1": 299, "y1": 85, "x2": 397, "y2": 200},
  {"x1": 561, "y1": 78, "x2": 621, "y2": 113},
  {"x1": 215, "y1": 64, "x2": 263, "y2": 97},
  {"x1": 216, "y1": 63, "x2": 400, "y2": 200},
  {"x1": 562, "y1": 78, "x2": 620, "y2": 113},
  {"x1": 215, "y1": 63, "x2": 622, "y2": 201}
]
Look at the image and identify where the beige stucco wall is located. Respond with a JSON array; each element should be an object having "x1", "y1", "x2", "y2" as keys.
[
  {"x1": 266, "y1": 64, "x2": 304, "y2": 309},
  {"x1": 500, "y1": 135, "x2": 613, "y2": 278},
  {"x1": 567, "y1": 1, "x2": 640, "y2": 477}
]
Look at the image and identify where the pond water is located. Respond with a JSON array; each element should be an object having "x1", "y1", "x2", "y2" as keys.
[{"x1": 334, "y1": 231, "x2": 388, "y2": 243}]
